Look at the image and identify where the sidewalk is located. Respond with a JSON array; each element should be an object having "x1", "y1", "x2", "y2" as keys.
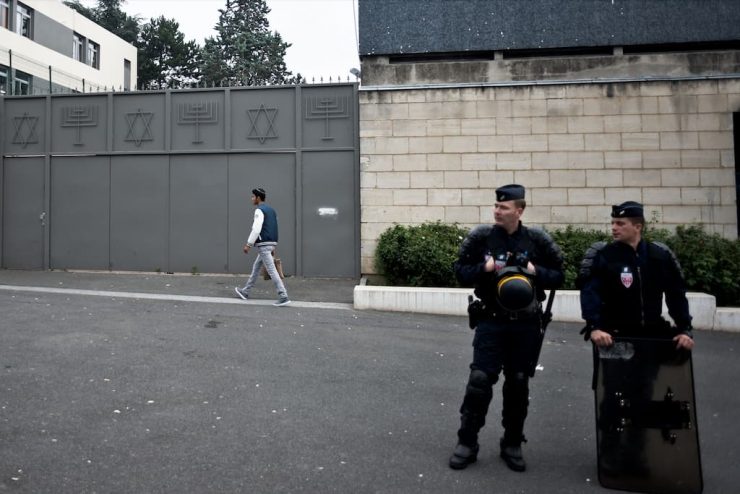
[
  {"x1": 0, "y1": 269, "x2": 358, "y2": 305},
  {"x1": 3, "y1": 270, "x2": 738, "y2": 331}
]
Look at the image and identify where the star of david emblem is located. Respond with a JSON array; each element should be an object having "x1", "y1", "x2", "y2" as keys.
[
  {"x1": 247, "y1": 104, "x2": 278, "y2": 144},
  {"x1": 12, "y1": 112, "x2": 39, "y2": 148},
  {"x1": 124, "y1": 108, "x2": 154, "y2": 147}
]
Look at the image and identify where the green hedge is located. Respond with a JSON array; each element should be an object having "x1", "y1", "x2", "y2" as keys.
[
  {"x1": 374, "y1": 222, "x2": 467, "y2": 287},
  {"x1": 663, "y1": 225, "x2": 740, "y2": 307},
  {"x1": 375, "y1": 222, "x2": 740, "y2": 306}
]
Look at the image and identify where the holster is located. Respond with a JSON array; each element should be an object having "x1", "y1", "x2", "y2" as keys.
[
  {"x1": 467, "y1": 295, "x2": 486, "y2": 330},
  {"x1": 467, "y1": 295, "x2": 541, "y2": 329}
]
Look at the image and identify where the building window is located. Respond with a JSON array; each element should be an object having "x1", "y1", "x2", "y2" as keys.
[
  {"x1": 13, "y1": 70, "x2": 31, "y2": 95},
  {"x1": 73, "y1": 33, "x2": 84, "y2": 62},
  {"x1": 0, "y1": 0, "x2": 9, "y2": 29},
  {"x1": 124, "y1": 59, "x2": 131, "y2": 90},
  {"x1": 0, "y1": 66, "x2": 30, "y2": 95},
  {"x1": 0, "y1": 65, "x2": 7, "y2": 94},
  {"x1": 15, "y1": 2, "x2": 32, "y2": 38},
  {"x1": 87, "y1": 40, "x2": 100, "y2": 69}
]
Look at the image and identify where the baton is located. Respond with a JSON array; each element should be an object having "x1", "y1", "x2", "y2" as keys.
[{"x1": 529, "y1": 289, "x2": 556, "y2": 377}]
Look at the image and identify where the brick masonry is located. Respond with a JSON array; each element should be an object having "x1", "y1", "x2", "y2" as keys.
[{"x1": 359, "y1": 79, "x2": 740, "y2": 275}]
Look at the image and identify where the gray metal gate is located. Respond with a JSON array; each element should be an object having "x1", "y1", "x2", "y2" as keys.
[{"x1": 0, "y1": 84, "x2": 360, "y2": 278}]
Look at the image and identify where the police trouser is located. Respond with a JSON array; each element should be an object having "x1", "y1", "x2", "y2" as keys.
[{"x1": 457, "y1": 315, "x2": 541, "y2": 446}]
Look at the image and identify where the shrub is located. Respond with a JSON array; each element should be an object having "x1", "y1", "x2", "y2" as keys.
[
  {"x1": 548, "y1": 226, "x2": 610, "y2": 289},
  {"x1": 664, "y1": 225, "x2": 740, "y2": 307},
  {"x1": 548, "y1": 225, "x2": 740, "y2": 305},
  {"x1": 643, "y1": 225, "x2": 673, "y2": 244},
  {"x1": 374, "y1": 222, "x2": 740, "y2": 306},
  {"x1": 374, "y1": 222, "x2": 467, "y2": 287}
]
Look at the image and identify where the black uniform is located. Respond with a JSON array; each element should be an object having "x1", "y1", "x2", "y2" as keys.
[
  {"x1": 577, "y1": 239, "x2": 692, "y2": 339},
  {"x1": 453, "y1": 222, "x2": 564, "y2": 448},
  {"x1": 577, "y1": 213, "x2": 699, "y2": 486}
]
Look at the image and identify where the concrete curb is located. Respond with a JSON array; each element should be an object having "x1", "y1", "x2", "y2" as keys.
[{"x1": 353, "y1": 286, "x2": 738, "y2": 332}]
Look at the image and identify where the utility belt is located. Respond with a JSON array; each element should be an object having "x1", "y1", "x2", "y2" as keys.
[{"x1": 467, "y1": 297, "x2": 541, "y2": 329}]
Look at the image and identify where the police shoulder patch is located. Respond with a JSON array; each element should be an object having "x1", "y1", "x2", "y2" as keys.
[{"x1": 576, "y1": 241, "x2": 608, "y2": 288}]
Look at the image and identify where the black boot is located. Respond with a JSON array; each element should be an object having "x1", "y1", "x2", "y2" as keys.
[
  {"x1": 450, "y1": 370, "x2": 492, "y2": 470},
  {"x1": 500, "y1": 437, "x2": 526, "y2": 472},
  {"x1": 449, "y1": 442, "x2": 479, "y2": 470}
]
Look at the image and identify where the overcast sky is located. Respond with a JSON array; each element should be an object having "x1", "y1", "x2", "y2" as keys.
[{"x1": 78, "y1": 0, "x2": 360, "y2": 81}]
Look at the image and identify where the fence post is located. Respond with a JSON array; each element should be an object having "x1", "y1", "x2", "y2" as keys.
[{"x1": 8, "y1": 49, "x2": 13, "y2": 95}]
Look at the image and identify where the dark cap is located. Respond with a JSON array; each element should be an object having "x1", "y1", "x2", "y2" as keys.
[
  {"x1": 611, "y1": 201, "x2": 644, "y2": 218},
  {"x1": 495, "y1": 184, "x2": 525, "y2": 202},
  {"x1": 252, "y1": 187, "x2": 266, "y2": 200}
]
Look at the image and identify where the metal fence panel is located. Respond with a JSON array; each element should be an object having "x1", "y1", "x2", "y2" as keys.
[
  {"x1": 2, "y1": 157, "x2": 44, "y2": 269},
  {"x1": 301, "y1": 86, "x2": 355, "y2": 149},
  {"x1": 112, "y1": 94, "x2": 167, "y2": 153},
  {"x1": 4, "y1": 98, "x2": 46, "y2": 155},
  {"x1": 50, "y1": 156, "x2": 110, "y2": 269},
  {"x1": 230, "y1": 87, "x2": 297, "y2": 151},
  {"x1": 227, "y1": 153, "x2": 296, "y2": 276},
  {"x1": 51, "y1": 96, "x2": 108, "y2": 153},
  {"x1": 169, "y1": 154, "x2": 229, "y2": 274},
  {"x1": 110, "y1": 155, "x2": 169, "y2": 271},
  {"x1": 170, "y1": 92, "x2": 226, "y2": 152},
  {"x1": 301, "y1": 151, "x2": 357, "y2": 278}
]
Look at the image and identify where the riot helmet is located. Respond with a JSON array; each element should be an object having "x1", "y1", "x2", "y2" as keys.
[{"x1": 495, "y1": 266, "x2": 535, "y2": 312}]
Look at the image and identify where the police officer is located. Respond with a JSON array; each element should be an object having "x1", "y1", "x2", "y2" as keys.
[
  {"x1": 577, "y1": 201, "x2": 694, "y2": 350},
  {"x1": 449, "y1": 184, "x2": 564, "y2": 472},
  {"x1": 577, "y1": 202, "x2": 696, "y2": 481}
]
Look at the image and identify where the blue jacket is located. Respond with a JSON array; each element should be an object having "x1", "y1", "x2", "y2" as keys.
[{"x1": 256, "y1": 204, "x2": 279, "y2": 244}]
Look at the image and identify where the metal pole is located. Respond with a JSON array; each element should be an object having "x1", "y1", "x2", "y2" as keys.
[
  {"x1": 8, "y1": 49, "x2": 13, "y2": 95},
  {"x1": 734, "y1": 112, "x2": 740, "y2": 238},
  {"x1": 48, "y1": 65, "x2": 52, "y2": 94}
]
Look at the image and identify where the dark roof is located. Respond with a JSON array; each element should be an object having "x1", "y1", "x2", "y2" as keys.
[{"x1": 359, "y1": 0, "x2": 740, "y2": 56}]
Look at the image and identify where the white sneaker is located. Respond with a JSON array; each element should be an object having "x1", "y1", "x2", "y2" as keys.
[
  {"x1": 273, "y1": 296, "x2": 291, "y2": 307},
  {"x1": 235, "y1": 287, "x2": 248, "y2": 300}
]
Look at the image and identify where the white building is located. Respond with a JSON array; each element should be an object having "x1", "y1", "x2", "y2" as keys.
[{"x1": 0, "y1": 0, "x2": 137, "y2": 94}]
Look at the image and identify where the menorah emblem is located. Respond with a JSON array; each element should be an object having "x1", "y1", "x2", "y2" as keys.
[
  {"x1": 177, "y1": 102, "x2": 219, "y2": 144},
  {"x1": 246, "y1": 104, "x2": 278, "y2": 144},
  {"x1": 124, "y1": 109, "x2": 154, "y2": 147},
  {"x1": 61, "y1": 105, "x2": 98, "y2": 146},
  {"x1": 12, "y1": 112, "x2": 39, "y2": 148},
  {"x1": 304, "y1": 96, "x2": 350, "y2": 140}
]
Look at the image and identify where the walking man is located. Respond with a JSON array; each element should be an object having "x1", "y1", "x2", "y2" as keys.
[
  {"x1": 449, "y1": 184, "x2": 564, "y2": 472},
  {"x1": 235, "y1": 187, "x2": 291, "y2": 306}
]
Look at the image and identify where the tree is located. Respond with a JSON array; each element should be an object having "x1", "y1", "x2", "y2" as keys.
[
  {"x1": 65, "y1": 1, "x2": 200, "y2": 89},
  {"x1": 63, "y1": 0, "x2": 96, "y2": 20},
  {"x1": 93, "y1": 0, "x2": 140, "y2": 45},
  {"x1": 138, "y1": 16, "x2": 201, "y2": 89},
  {"x1": 200, "y1": 0, "x2": 297, "y2": 86},
  {"x1": 64, "y1": 0, "x2": 140, "y2": 45}
]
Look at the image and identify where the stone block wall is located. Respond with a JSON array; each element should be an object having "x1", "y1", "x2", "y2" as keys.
[{"x1": 359, "y1": 79, "x2": 740, "y2": 275}]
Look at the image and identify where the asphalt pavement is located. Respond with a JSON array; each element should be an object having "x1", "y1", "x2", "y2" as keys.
[{"x1": 1, "y1": 270, "x2": 738, "y2": 493}]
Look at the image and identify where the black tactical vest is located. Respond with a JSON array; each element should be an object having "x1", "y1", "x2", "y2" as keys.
[{"x1": 593, "y1": 241, "x2": 673, "y2": 332}]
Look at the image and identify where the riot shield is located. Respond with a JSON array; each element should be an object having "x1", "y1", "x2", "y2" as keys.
[{"x1": 594, "y1": 337, "x2": 702, "y2": 494}]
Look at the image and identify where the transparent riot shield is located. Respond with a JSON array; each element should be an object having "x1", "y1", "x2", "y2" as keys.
[{"x1": 594, "y1": 337, "x2": 702, "y2": 494}]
